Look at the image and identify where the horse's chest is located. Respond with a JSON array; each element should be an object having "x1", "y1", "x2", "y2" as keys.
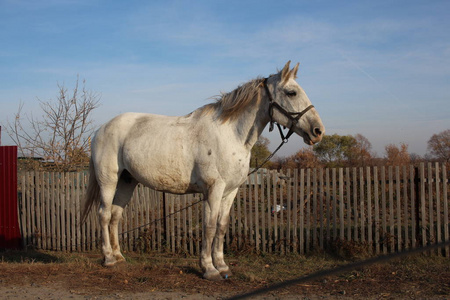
[{"x1": 220, "y1": 153, "x2": 250, "y2": 187}]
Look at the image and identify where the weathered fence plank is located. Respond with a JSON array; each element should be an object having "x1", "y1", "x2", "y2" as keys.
[
  {"x1": 367, "y1": 167, "x2": 372, "y2": 251},
  {"x1": 388, "y1": 166, "x2": 395, "y2": 253},
  {"x1": 428, "y1": 163, "x2": 434, "y2": 248},
  {"x1": 306, "y1": 169, "x2": 311, "y2": 252},
  {"x1": 324, "y1": 168, "x2": 330, "y2": 247},
  {"x1": 360, "y1": 167, "x2": 365, "y2": 243},
  {"x1": 443, "y1": 164, "x2": 449, "y2": 256},
  {"x1": 346, "y1": 168, "x2": 351, "y2": 242},
  {"x1": 436, "y1": 163, "x2": 441, "y2": 252},
  {"x1": 254, "y1": 171, "x2": 260, "y2": 252},
  {"x1": 318, "y1": 168, "x2": 324, "y2": 250},
  {"x1": 299, "y1": 169, "x2": 305, "y2": 254},
  {"x1": 402, "y1": 166, "x2": 408, "y2": 250},
  {"x1": 352, "y1": 168, "x2": 358, "y2": 242},
  {"x1": 381, "y1": 167, "x2": 387, "y2": 254},
  {"x1": 339, "y1": 168, "x2": 344, "y2": 240},
  {"x1": 410, "y1": 165, "x2": 416, "y2": 249},
  {"x1": 312, "y1": 169, "x2": 317, "y2": 248},
  {"x1": 420, "y1": 163, "x2": 427, "y2": 247},
  {"x1": 374, "y1": 167, "x2": 380, "y2": 255}
]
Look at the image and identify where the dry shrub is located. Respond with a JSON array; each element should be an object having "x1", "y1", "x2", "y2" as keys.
[{"x1": 329, "y1": 238, "x2": 371, "y2": 260}]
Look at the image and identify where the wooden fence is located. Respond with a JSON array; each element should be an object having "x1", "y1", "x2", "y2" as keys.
[{"x1": 16, "y1": 163, "x2": 449, "y2": 256}]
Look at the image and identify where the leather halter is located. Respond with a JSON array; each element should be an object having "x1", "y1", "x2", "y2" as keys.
[{"x1": 263, "y1": 78, "x2": 314, "y2": 142}]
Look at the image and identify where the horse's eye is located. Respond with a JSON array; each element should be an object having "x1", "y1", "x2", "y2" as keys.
[{"x1": 286, "y1": 90, "x2": 297, "y2": 97}]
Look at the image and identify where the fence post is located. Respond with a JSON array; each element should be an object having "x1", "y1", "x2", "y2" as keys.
[
  {"x1": 162, "y1": 192, "x2": 168, "y2": 249},
  {"x1": 414, "y1": 166, "x2": 420, "y2": 247}
]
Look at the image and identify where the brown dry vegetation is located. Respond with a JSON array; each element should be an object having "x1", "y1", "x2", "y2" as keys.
[{"x1": 0, "y1": 249, "x2": 449, "y2": 299}]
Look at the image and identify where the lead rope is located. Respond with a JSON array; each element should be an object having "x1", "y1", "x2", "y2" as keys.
[{"x1": 247, "y1": 129, "x2": 288, "y2": 176}]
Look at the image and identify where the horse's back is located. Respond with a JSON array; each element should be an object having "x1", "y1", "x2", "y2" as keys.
[{"x1": 94, "y1": 112, "x2": 190, "y2": 149}]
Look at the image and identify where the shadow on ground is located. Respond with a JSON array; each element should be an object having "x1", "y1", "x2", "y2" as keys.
[{"x1": 0, "y1": 249, "x2": 60, "y2": 263}]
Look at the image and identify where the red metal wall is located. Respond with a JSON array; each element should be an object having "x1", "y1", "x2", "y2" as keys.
[{"x1": 0, "y1": 146, "x2": 21, "y2": 249}]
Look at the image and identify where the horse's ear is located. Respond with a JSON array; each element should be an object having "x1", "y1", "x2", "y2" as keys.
[
  {"x1": 281, "y1": 60, "x2": 291, "y2": 83},
  {"x1": 291, "y1": 62, "x2": 300, "y2": 79}
]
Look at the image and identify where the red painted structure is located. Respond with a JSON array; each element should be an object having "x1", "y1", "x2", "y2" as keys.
[{"x1": 0, "y1": 145, "x2": 21, "y2": 249}]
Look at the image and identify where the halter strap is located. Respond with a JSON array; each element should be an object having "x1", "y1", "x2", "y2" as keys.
[
  {"x1": 263, "y1": 78, "x2": 314, "y2": 141},
  {"x1": 249, "y1": 78, "x2": 314, "y2": 175}
]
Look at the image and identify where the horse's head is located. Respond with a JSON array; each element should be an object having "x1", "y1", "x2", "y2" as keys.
[{"x1": 265, "y1": 61, "x2": 324, "y2": 145}]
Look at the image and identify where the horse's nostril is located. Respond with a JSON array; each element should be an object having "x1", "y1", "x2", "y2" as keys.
[{"x1": 314, "y1": 127, "x2": 323, "y2": 137}]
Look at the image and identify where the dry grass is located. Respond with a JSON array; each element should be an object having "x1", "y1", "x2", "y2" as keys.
[{"x1": 0, "y1": 249, "x2": 449, "y2": 298}]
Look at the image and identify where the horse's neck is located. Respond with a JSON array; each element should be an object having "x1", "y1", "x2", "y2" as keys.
[{"x1": 232, "y1": 98, "x2": 270, "y2": 150}]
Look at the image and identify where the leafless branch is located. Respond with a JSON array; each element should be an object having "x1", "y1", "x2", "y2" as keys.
[{"x1": 3, "y1": 77, "x2": 100, "y2": 171}]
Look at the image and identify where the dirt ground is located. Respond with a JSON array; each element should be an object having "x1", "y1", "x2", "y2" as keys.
[{"x1": 0, "y1": 250, "x2": 449, "y2": 299}]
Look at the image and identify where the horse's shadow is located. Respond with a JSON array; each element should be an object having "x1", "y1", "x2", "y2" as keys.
[
  {"x1": 0, "y1": 249, "x2": 59, "y2": 263},
  {"x1": 181, "y1": 266, "x2": 203, "y2": 277}
]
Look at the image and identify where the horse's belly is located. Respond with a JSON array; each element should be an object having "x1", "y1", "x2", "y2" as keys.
[
  {"x1": 146, "y1": 176, "x2": 201, "y2": 194},
  {"x1": 130, "y1": 165, "x2": 201, "y2": 195}
]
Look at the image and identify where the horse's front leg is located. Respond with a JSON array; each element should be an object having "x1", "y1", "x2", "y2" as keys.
[
  {"x1": 213, "y1": 188, "x2": 238, "y2": 278},
  {"x1": 201, "y1": 181, "x2": 226, "y2": 281}
]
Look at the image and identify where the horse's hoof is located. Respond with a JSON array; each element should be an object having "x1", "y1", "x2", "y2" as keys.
[
  {"x1": 220, "y1": 269, "x2": 233, "y2": 279},
  {"x1": 203, "y1": 271, "x2": 223, "y2": 281},
  {"x1": 114, "y1": 254, "x2": 126, "y2": 263},
  {"x1": 103, "y1": 257, "x2": 117, "y2": 267}
]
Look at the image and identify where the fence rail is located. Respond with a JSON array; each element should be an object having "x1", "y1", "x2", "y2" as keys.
[{"x1": 16, "y1": 163, "x2": 449, "y2": 256}]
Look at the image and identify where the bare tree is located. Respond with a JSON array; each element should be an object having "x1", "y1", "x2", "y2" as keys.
[{"x1": 5, "y1": 77, "x2": 100, "y2": 171}]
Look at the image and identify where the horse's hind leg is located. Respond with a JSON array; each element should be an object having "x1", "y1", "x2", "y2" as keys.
[
  {"x1": 213, "y1": 188, "x2": 238, "y2": 278},
  {"x1": 110, "y1": 172, "x2": 138, "y2": 263},
  {"x1": 98, "y1": 179, "x2": 119, "y2": 267}
]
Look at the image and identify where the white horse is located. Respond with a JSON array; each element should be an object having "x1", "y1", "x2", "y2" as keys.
[{"x1": 82, "y1": 61, "x2": 324, "y2": 281}]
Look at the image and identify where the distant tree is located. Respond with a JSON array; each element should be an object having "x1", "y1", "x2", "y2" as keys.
[
  {"x1": 250, "y1": 136, "x2": 272, "y2": 168},
  {"x1": 281, "y1": 148, "x2": 321, "y2": 170},
  {"x1": 347, "y1": 133, "x2": 374, "y2": 166},
  {"x1": 427, "y1": 129, "x2": 450, "y2": 162},
  {"x1": 313, "y1": 134, "x2": 357, "y2": 167},
  {"x1": 270, "y1": 156, "x2": 285, "y2": 171},
  {"x1": 409, "y1": 153, "x2": 424, "y2": 164},
  {"x1": 385, "y1": 143, "x2": 410, "y2": 166},
  {"x1": 4, "y1": 77, "x2": 100, "y2": 171}
]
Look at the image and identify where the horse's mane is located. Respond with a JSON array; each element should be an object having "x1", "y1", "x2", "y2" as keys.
[{"x1": 201, "y1": 77, "x2": 263, "y2": 123}]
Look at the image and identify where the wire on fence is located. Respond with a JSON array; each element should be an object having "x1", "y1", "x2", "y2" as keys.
[{"x1": 76, "y1": 198, "x2": 203, "y2": 249}]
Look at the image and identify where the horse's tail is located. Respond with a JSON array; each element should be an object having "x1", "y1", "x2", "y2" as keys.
[{"x1": 81, "y1": 157, "x2": 100, "y2": 224}]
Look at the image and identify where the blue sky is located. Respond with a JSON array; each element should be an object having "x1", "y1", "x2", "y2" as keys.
[{"x1": 1, "y1": 0, "x2": 449, "y2": 157}]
